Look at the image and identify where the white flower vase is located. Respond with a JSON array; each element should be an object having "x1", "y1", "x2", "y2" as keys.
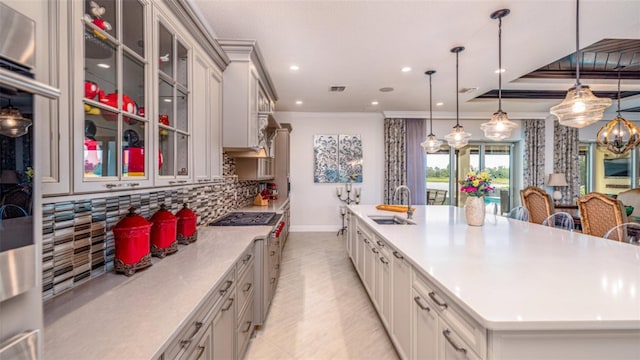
[{"x1": 464, "y1": 196, "x2": 485, "y2": 226}]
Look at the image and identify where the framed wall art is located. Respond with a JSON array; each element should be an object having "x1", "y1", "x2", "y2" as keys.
[{"x1": 314, "y1": 134, "x2": 362, "y2": 183}]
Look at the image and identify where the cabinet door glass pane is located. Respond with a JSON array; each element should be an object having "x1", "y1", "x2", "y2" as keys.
[
  {"x1": 177, "y1": 134, "x2": 189, "y2": 176},
  {"x1": 158, "y1": 80, "x2": 174, "y2": 123},
  {"x1": 176, "y1": 89, "x2": 188, "y2": 131},
  {"x1": 122, "y1": 0, "x2": 144, "y2": 57},
  {"x1": 85, "y1": 31, "x2": 116, "y2": 100},
  {"x1": 84, "y1": 110, "x2": 118, "y2": 178},
  {"x1": 85, "y1": 0, "x2": 117, "y2": 39},
  {"x1": 159, "y1": 129, "x2": 174, "y2": 176},
  {"x1": 123, "y1": 54, "x2": 144, "y2": 117},
  {"x1": 158, "y1": 23, "x2": 173, "y2": 77},
  {"x1": 123, "y1": 120, "x2": 146, "y2": 177},
  {"x1": 177, "y1": 40, "x2": 188, "y2": 87}
]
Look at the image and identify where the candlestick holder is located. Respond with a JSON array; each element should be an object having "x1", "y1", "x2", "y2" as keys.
[{"x1": 336, "y1": 184, "x2": 360, "y2": 236}]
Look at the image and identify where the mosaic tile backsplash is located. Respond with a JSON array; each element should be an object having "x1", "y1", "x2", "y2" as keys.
[{"x1": 42, "y1": 156, "x2": 260, "y2": 301}]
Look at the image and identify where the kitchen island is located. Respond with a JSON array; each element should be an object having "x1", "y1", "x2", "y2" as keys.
[{"x1": 347, "y1": 205, "x2": 640, "y2": 360}]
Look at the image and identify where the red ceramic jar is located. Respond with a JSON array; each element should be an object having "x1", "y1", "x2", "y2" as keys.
[
  {"x1": 176, "y1": 203, "x2": 198, "y2": 244},
  {"x1": 149, "y1": 204, "x2": 178, "y2": 258},
  {"x1": 112, "y1": 207, "x2": 152, "y2": 276}
]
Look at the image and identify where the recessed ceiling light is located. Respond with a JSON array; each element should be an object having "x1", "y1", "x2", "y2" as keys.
[
  {"x1": 97, "y1": 63, "x2": 110, "y2": 69},
  {"x1": 290, "y1": 65, "x2": 299, "y2": 71},
  {"x1": 401, "y1": 67, "x2": 412, "y2": 73},
  {"x1": 436, "y1": 102, "x2": 444, "y2": 106},
  {"x1": 494, "y1": 68, "x2": 506, "y2": 74},
  {"x1": 379, "y1": 87, "x2": 394, "y2": 92},
  {"x1": 295, "y1": 100, "x2": 303, "y2": 105},
  {"x1": 371, "y1": 101, "x2": 379, "y2": 106},
  {"x1": 163, "y1": 98, "x2": 172, "y2": 103}
]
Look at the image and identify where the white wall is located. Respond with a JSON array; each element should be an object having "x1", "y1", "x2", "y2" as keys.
[{"x1": 275, "y1": 112, "x2": 384, "y2": 232}]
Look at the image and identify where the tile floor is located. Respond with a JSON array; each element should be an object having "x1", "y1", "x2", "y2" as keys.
[{"x1": 245, "y1": 232, "x2": 399, "y2": 360}]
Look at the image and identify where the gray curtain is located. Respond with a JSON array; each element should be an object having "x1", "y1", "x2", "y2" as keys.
[
  {"x1": 384, "y1": 119, "x2": 406, "y2": 204},
  {"x1": 406, "y1": 119, "x2": 427, "y2": 205},
  {"x1": 554, "y1": 120, "x2": 581, "y2": 204},
  {"x1": 523, "y1": 119, "x2": 546, "y2": 187}
]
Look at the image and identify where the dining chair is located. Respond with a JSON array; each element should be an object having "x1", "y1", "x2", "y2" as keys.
[
  {"x1": 603, "y1": 223, "x2": 640, "y2": 244},
  {"x1": 616, "y1": 188, "x2": 640, "y2": 217},
  {"x1": 520, "y1": 186, "x2": 554, "y2": 224},
  {"x1": 577, "y1": 192, "x2": 628, "y2": 238},
  {"x1": 506, "y1": 206, "x2": 529, "y2": 222},
  {"x1": 541, "y1": 212, "x2": 574, "y2": 231}
]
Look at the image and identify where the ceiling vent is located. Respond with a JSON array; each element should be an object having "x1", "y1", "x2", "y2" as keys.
[{"x1": 329, "y1": 86, "x2": 346, "y2": 92}]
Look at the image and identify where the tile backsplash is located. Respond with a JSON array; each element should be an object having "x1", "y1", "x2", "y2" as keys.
[{"x1": 42, "y1": 155, "x2": 259, "y2": 301}]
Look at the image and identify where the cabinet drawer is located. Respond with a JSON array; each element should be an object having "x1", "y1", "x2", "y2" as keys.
[
  {"x1": 237, "y1": 260, "x2": 254, "y2": 317},
  {"x1": 237, "y1": 246, "x2": 254, "y2": 279},
  {"x1": 164, "y1": 271, "x2": 234, "y2": 359},
  {"x1": 414, "y1": 271, "x2": 486, "y2": 357},
  {"x1": 236, "y1": 296, "x2": 254, "y2": 359}
]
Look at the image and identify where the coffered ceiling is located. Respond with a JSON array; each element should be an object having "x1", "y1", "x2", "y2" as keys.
[{"x1": 187, "y1": 0, "x2": 640, "y2": 119}]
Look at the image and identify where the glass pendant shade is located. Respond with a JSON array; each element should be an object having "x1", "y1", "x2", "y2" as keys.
[
  {"x1": 551, "y1": 85, "x2": 612, "y2": 128},
  {"x1": 596, "y1": 116, "x2": 640, "y2": 155},
  {"x1": 444, "y1": 124, "x2": 471, "y2": 149},
  {"x1": 0, "y1": 107, "x2": 32, "y2": 138},
  {"x1": 481, "y1": 110, "x2": 518, "y2": 141},
  {"x1": 421, "y1": 133, "x2": 443, "y2": 153}
]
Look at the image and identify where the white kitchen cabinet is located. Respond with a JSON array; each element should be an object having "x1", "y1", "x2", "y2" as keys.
[
  {"x1": 439, "y1": 323, "x2": 482, "y2": 360},
  {"x1": 234, "y1": 157, "x2": 274, "y2": 181},
  {"x1": 363, "y1": 238, "x2": 377, "y2": 301},
  {"x1": 377, "y1": 251, "x2": 391, "y2": 329},
  {"x1": 412, "y1": 289, "x2": 438, "y2": 360},
  {"x1": 184, "y1": 323, "x2": 213, "y2": 360},
  {"x1": 391, "y1": 248, "x2": 412, "y2": 360},
  {"x1": 355, "y1": 225, "x2": 367, "y2": 279},
  {"x1": 218, "y1": 40, "x2": 277, "y2": 152},
  {"x1": 273, "y1": 125, "x2": 291, "y2": 199},
  {"x1": 212, "y1": 287, "x2": 236, "y2": 360},
  {"x1": 192, "y1": 51, "x2": 223, "y2": 184}
]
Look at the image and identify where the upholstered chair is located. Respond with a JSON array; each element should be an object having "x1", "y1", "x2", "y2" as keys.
[
  {"x1": 577, "y1": 192, "x2": 628, "y2": 238},
  {"x1": 520, "y1": 186, "x2": 554, "y2": 224},
  {"x1": 616, "y1": 188, "x2": 640, "y2": 218}
]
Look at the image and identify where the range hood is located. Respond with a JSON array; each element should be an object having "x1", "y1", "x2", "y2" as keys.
[{"x1": 225, "y1": 112, "x2": 280, "y2": 158}]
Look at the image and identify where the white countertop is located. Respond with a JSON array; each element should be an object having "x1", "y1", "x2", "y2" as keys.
[
  {"x1": 349, "y1": 205, "x2": 640, "y2": 331},
  {"x1": 239, "y1": 197, "x2": 289, "y2": 213},
  {"x1": 43, "y1": 226, "x2": 272, "y2": 360}
]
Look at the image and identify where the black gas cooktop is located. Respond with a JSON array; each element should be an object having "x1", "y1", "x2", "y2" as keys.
[{"x1": 209, "y1": 212, "x2": 277, "y2": 226}]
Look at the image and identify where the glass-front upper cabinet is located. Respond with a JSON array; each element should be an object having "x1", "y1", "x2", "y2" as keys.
[
  {"x1": 80, "y1": 0, "x2": 150, "y2": 191},
  {"x1": 157, "y1": 20, "x2": 190, "y2": 183}
]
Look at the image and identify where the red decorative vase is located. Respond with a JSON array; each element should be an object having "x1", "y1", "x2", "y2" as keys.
[{"x1": 149, "y1": 204, "x2": 178, "y2": 258}]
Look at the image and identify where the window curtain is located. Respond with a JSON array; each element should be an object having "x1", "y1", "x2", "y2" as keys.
[
  {"x1": 406, "y1": 119, "x2": 426, "y2": 205},
  {"x1": 522, "y1": 119, "x2": 546, "y2": 188},
  {"x1": 554, "y1": 120, "x2": 581, "y2": 204},
  {"x1": 384, "y1": 119, "x2": 406, "y2": 204}
]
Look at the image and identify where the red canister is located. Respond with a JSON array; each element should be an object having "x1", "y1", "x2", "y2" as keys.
[
  {"x1": 149, "y1": 204, "x2": 178, "y2": 258},
  {"x1": 176, "y1": 203, "x2": 198, "y2": 244},
  {"x1": 112, "y1": 207, "x2": 152, "y2": 276}
]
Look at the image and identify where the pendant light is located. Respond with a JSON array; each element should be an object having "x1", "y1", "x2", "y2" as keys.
[
  {"x1": 421, "y1": 70, "x2": 443, "y2": 153},
  {"x1": 0, "y1": 99, "x2": 32, "y2": 138},
  {"x1": 596, "y1": 67, "x2": 640, "y2": 154},
  {"x1": 444, "y1": 46, "x2": 471, "y2": 149},
  {"x1": 480, "y1": 9, "x2": 518, "y2": 141},
  {"x1": 550, "y1": 0, "x2": 611, "y2": 128}
]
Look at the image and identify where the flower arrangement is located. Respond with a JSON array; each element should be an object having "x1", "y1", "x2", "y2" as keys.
[{"x1": 459, "y1": 171, "x2": 494, "y2": 197}]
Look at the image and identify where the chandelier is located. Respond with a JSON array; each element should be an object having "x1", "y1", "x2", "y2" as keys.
[
  {"x1": 596, "y1": 67, "x2": 640, "y2": 154},
  {"x1": 550, "y1": 0, "x2": 611, "y2": 128},
  {"x1": 444, "y1": 46, "x2": 471, "y2": 149},
  {"x1": 421, "y1": 70, "x2": 443, "y2": 153},
  {"x1": 481, "y1": 8, "x2": 518, "y2": 141}
]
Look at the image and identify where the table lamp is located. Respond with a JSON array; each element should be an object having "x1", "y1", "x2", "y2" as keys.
[{"x1": 547, "y1": 173, "x2": 568, "y2": 205}]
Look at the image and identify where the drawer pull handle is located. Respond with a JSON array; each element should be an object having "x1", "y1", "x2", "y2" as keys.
[
  {"x1": 380, "y1": 257, "x2": 389, "y2": 265},
  {"x1": 393, "y1": 251, "x2": 404, "y2": 260},
  {"x1": 179, "y1": 321, "x2": 203, "y2": 348},
  {"x1": 105, "y1": 183, "x2": 119, "y2": 189},
  {"x1": 270, "y1": 277, "x2": 276, "y2": 284},
  {"x1": 178, "y1": 180, "x2": 187, "y2": 184},
  {"x1": 376, "y1": 240, "x2": 384, "y2": 247},
  {"x1": 243, "y1": 254, "x2": 252, "y2": 263},
  {"x1": 356, "y1": 230, "x2": 361, "y2": 235},
  {"x1": 195, "y1": 345, "x2": 206, "y2": 359},
  {"x1": 443, "y1": 329, "x2": 467, "y2": 355},
  {"x1": 372, "y1": 248, "x2": 379, "y2": 254},
  {"x1": 242, "y1": 321, "x2": 252, "y2": 333},
  {"x1": 428, "y1": 291, "x2": 448, "y2": 309},
  {"x1": 270, "y1": 250, "x2": 276, "y2": 256},
  {"x1": 413, "y1": 296, "x2": 431, "y2": 312},
  {"x1": 220, "y1": 280, "x2": 233, "y2": 294},
  {"x1": 128, "y1": 182, "x2": 140, "y2": 187},
  {"x1": 222, "y1": 297, "x2": 234, "y2": 311},
  {"x1": 275, "y1": 264, "x2": 280, "y2": 270},
  {"x1": 243, "y1": 283, "x2": 252, "y2": 292},
  {"x1": 364, "y1": 238, "x2": 369, "y2": 244}
]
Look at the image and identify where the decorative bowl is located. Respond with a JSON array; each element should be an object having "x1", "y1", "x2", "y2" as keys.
[{"x1": 625, "y1": 206, "x2": 634, "y2": 216}]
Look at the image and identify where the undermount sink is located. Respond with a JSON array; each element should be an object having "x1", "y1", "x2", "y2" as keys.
[{"x1": 368, "y1": 215, "x2": 415, "y2": 225}]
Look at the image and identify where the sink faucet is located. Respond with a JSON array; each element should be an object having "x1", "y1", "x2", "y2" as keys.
[{"x1": 393, "y1": 185, "x2": 413, "y2": 219}]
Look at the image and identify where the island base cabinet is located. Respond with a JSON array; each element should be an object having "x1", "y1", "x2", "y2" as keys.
[
  {"x1": 213, "y1": 289, "x2": 236, "y2": 360},
  {"x1": 377, "y1": 253, "x2": 391, "y2": 329},
  {"x1": 391, "y1": 249, "x2": 412, "y2": 359},
  {"x1": 439, "y1": 322, "x2": 482, "y2": 360},
  {"x1": 183, "y1": 324, "x2": 213, "y2": 360},
  {"x1": 412, "y1": 290, "x2": 438, "y2": 360}
]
